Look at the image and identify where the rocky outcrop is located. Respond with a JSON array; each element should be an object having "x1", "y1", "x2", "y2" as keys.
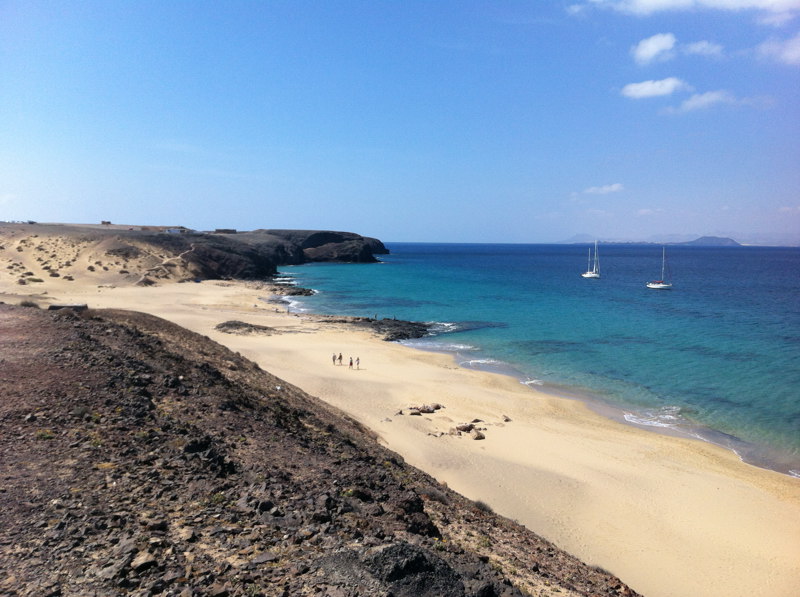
[
  {"x1": 0, "y1": 304, "x2": 642, "y2": 597},
  {"x1": 243, "y1": 229, "x2": 389, "y2": 263}
]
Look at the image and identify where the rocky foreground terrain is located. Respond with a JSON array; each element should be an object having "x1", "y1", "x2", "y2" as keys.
[{"x1": 0, "y1": 303, "x2": 640, "y2": 597}]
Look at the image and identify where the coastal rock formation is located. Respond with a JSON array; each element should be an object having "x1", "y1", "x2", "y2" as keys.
[
  {"x1": 0, "y1": 303, "x2": 642, "y2": 597},
  {"x1": 0, "y1": 223, "x2": 388, "y2": 287},
  {"x1": 244, "y1": 229, "x2": 389, "y2": 263}
]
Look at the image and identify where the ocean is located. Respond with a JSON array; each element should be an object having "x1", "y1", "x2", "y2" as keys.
[{"x1": 277, "y1": 243, "x2": 800, "y2": 477}]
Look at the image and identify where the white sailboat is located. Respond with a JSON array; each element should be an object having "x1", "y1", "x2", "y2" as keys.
[
  {"x1": 646, "y1": 246, "x2": 672, "y2": 289},
  {"x1": 581, "y1": 240, "x2": 600, "y2": 278}
]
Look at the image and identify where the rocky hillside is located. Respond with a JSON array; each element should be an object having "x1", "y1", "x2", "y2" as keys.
[
  {"x1": 0, "y1": 223, "x2": 387, "y2": 287},
  {"x1": 0, "y1": 303, "x2": 640, "y2": 597}
]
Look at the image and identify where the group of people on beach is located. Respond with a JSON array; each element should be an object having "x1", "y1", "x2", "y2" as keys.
[{"x1": 332, "y1": 352, "x2": 359, "y2": 369}]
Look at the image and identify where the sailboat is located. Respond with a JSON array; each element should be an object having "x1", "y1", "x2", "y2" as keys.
[
  {"x1": 581, "y1": 240, "x2": 600, "y2": 278},
  {"x1": 646, "y1": 246, "x2": 672, "y2": 289}
]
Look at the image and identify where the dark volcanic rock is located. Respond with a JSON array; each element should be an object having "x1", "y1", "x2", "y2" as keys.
[
  {"x1": 215, "y1": 320, "x2": 276, "y2": 335},
  {"x1": 0, "y1": 304, "x2": 642, "y2": 597},
  {"x1": 322, "y1": 316, "x2": 431, "y2": 341},
  {"x1": 245, "y1": 229, "x2": 388, "y2": 263}
]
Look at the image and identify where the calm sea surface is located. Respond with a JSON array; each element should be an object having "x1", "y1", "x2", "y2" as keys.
[{"x1": 278, "y1": 243, "x2": 800, "y2": 476}]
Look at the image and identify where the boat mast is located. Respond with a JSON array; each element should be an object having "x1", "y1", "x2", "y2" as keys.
[{"x1": 594, "y1": 240, "x2": 599, "y2": 274}]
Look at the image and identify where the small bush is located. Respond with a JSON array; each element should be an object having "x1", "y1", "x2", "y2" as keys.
[
  {"x1": 473, "y1": 500, "x2": 494, "y2": 514},
  {"x1": 19, "y1": 300, "x2": 40, "y2": 309},
  {"x1": 207, "y1": 492, "x2": 227, "y2": 506},
  {"x1": 421, "y1": 487, "x2": 449, "y2": 504}
]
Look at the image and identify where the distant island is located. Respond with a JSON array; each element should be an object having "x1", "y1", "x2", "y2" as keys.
[
  {"x1": 562, "y1": 234, "x2": 742, "y2": 246},
  {"x1": 678, "y1": 236, "x2": 741, "y2": 246}
]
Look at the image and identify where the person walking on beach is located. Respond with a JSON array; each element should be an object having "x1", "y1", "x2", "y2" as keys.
[
  {"x1": 332, "y1": 353, "x2": 336, "y2": 366},
  {"x1": 338, "y1": 353, "x2": 343, "y2": 366},
  {"x1": 356, "y1": 357, "x2": 360, "y2": 370},
  {"x1": 348, "y1": 357, "x2": 353, "y2": 369}
]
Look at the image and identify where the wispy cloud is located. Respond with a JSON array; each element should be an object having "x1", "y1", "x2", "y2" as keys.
[
  {"x1": 663, "y1": 90, "x2": 738, "y2": 113},
  {"x1": 632, "y1": 33, "x2": 676, "y2": 64},
  {"x1": 574, "y1": 0, "x2": 800, "y2": 18},
  {"x1": 621, "y1": 77, "x2": 691, "y2": 98},
  {"x1": 758, "y1": 10, "x2": 798, "y2": 25},
  {"x1": 584, "y1": 183, "x2": 625, "y2": 194},
  {"x1": 682, "y1": 40, "x2": 724, "y2": 58},
  {"x1": 637, "y1": 207, "x2": 664, "y2": 216},
  {"x1": 632, "y1": 33, "x2": 724, "y2": 65},
  {"x1": 758, "y1": 31, "x2": 800, "y2": 64}
]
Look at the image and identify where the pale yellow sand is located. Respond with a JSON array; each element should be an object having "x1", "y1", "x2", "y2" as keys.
[{"x1": 3, "y1": 277, "x2": 800, "y2": 597}]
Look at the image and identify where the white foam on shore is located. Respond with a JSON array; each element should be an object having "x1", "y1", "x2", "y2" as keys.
[
  {"x1": 284, "y1": 297, "x2": 311, "y2": 313},
  {"x1": 427, "y1": 321, "x2": 460, "y2": 335},
  {"x1": 459, "y1": 358, "x2": 500, "y2": 367},
  {"x1": 400, "y1": 339, "x2": 479, "y2": 352},
  {"x1": 623, "y1": 405, "x2": 685, "y2": 430}
]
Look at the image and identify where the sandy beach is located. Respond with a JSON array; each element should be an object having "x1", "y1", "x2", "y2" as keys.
[{"x1": 4, "y1": 273, "x2": 800, "y2": 597}]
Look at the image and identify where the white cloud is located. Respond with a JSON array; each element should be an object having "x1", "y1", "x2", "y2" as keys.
[
  {"x1": 585, "y1": 183, "x2": 625, "y2": 194},
  {"x1": 682, "y1": 40, "x2": 724, "y2": 57},
  {"x1": 621, "y1": 77, "x2": 691, "y2": 98},
  {"x1": 758, "y1": 10, "x2": 797, "y2": 25},
  {"x1": 637, "y1": 207, "x2": 665, "y2": 216},
  {"x1": 580, "y1": 0, "x2": 800, "y2": 17},
  {"x1": 778, "y1": 205, "x2": 800, "y2": 212},
  {"x1": 632, "y1": 33, "x2": 677, "y2": 64},
  {"x1": 631, "y1": 35, "x2": 724, "y2": 65},
  {"x1": 665, "y1": 90, "x2": 738, "y2": 112},
  {"x1": 758, "y1": 31, "x2": 800, "y2": 64}
]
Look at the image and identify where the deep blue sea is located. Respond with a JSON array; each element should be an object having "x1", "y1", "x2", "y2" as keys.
[{"x1": 277, "y1": 243, "x2": 800, "y2": 477}]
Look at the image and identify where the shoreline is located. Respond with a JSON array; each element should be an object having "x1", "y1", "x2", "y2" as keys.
[
  {"x1": 2, "y1": 279, "x2": 800, "y2": 597},
  {"x1": 293, "y1": 290, "x2": 800, "y2": 480},
  {"x1": 414, "y1": 340, "x2": 800, "y2": 478}
]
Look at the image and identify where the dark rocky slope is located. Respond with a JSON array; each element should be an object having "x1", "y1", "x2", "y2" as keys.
[{"x1": 0, "y1": 304, "x2": 640, "y2": 597}]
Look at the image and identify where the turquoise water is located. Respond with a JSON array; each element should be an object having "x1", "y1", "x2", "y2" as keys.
[{"x1": 278, "y1": 243, "x2": 800, "y2": 476}]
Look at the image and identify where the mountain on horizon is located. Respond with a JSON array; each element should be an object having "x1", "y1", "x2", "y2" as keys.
[
  {"x1": 680, "y1": 236, "x2": 741, "y2": 247},
  {"x1": 561, "y1": 232, "x2": 798, "y2": 246}
]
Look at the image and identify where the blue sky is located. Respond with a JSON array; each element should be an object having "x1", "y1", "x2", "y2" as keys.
[{"x1": 1, "y1": 1, "x2": 798, "y2": 244}]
